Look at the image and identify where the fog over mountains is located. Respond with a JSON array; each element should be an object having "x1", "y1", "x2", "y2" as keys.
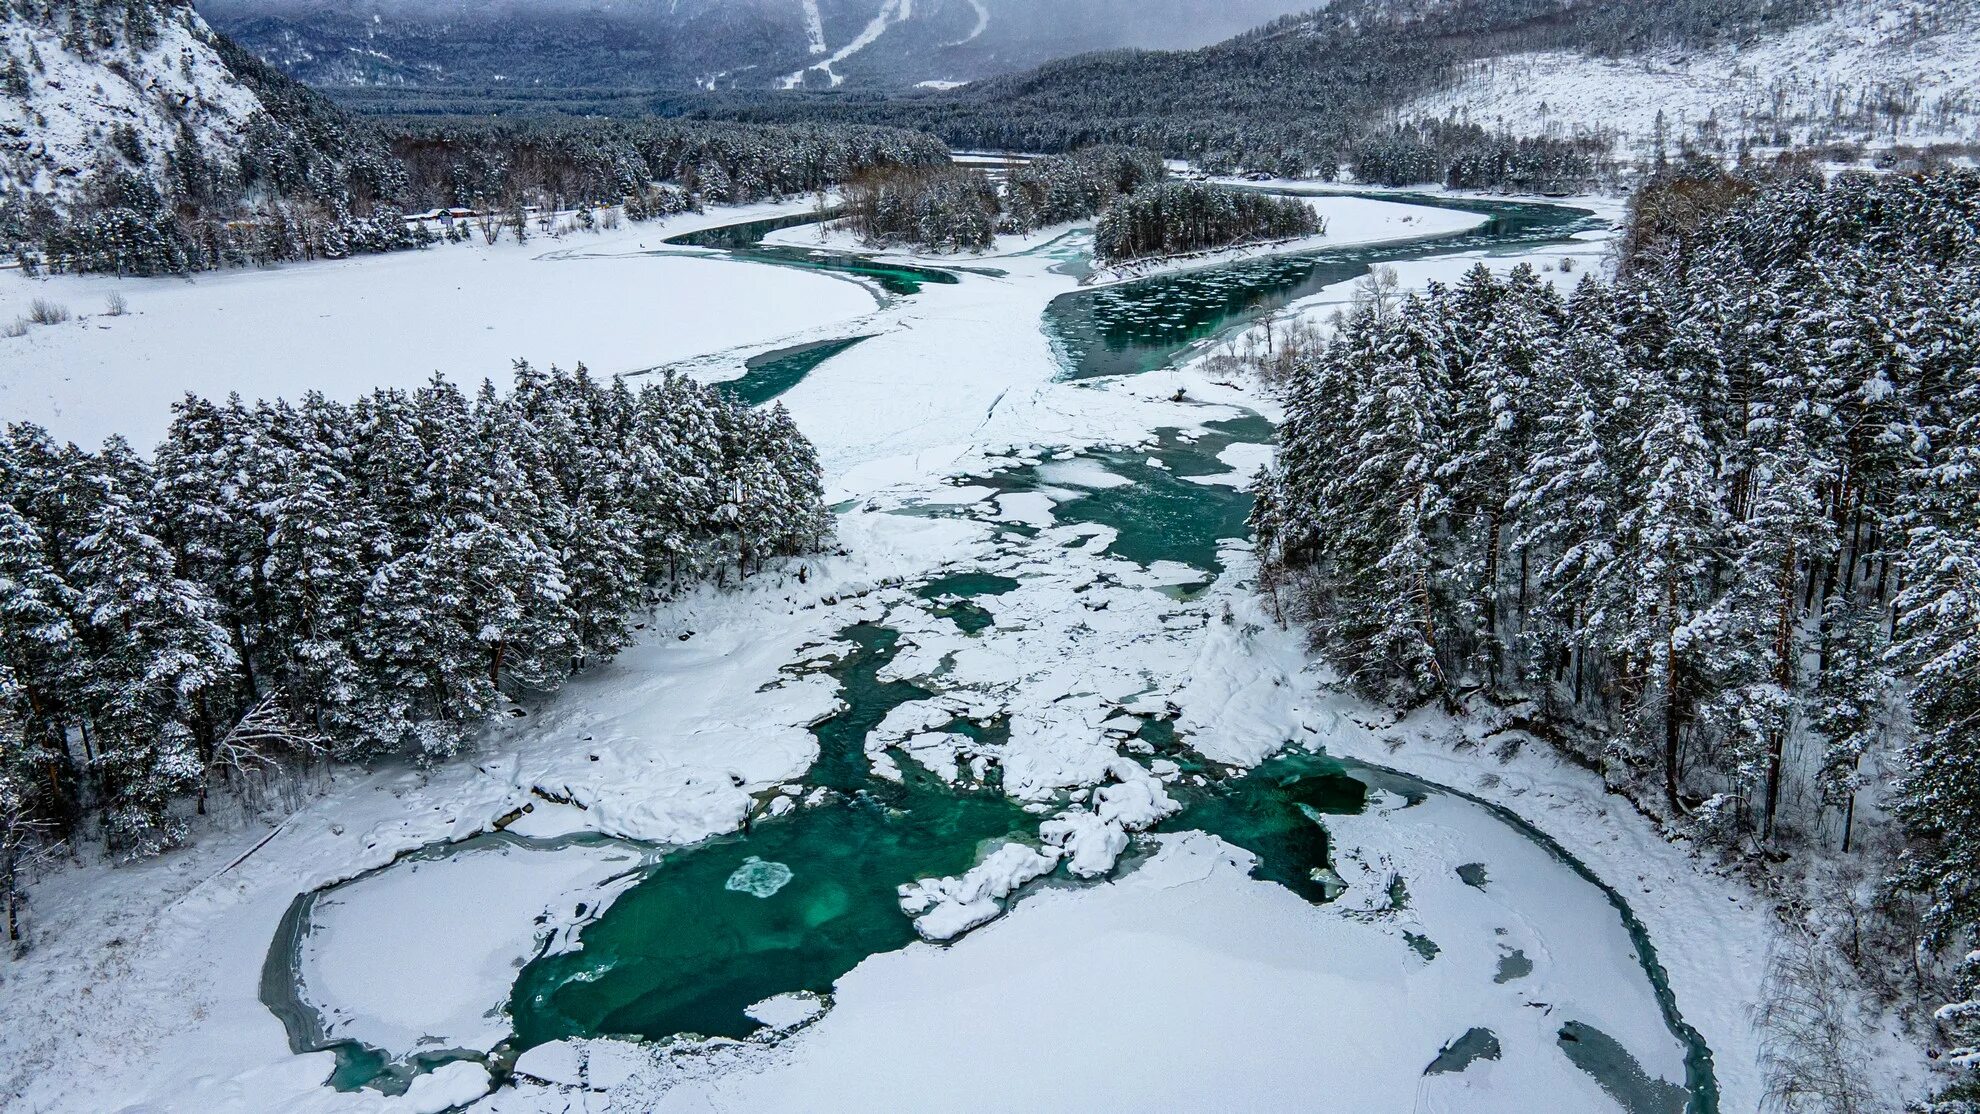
[{"x1": 195, "y1": 0, "x2": 1324, "y2": 91}]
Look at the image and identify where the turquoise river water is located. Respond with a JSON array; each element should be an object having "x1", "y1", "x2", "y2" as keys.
[{"x1": 262, "y1": 190, "x2": 1714, "y2": 1114}]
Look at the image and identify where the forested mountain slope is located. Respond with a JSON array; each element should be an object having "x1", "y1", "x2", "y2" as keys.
[
  {"x1": 695, "y1": 0, "x2": 1979, "y2": 179},
  {"x1": 195, "y1": 0, "x2": 1323, "y2": 93},
  {"x1": 1250, "y1": 168, "x2": 1980, "y2": 1103},
  {"x1": 0, "y1": 0, "x2": 433, "y2": 268}
]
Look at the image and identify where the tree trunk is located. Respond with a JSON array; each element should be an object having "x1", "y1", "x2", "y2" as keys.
[
  {"x1": 1482, "y1": 507, "x2": 1503, "y2": 686},
  {"x1": 233, "y1": 621, "x2": 259, "y2": 703},
  {"x1": 3, "y1": 846, "x2": 17, "y2": 945},
  {"x1": 1763, "y1": 539, "x2": 1796, "y2": 841},
  {"x1": 1663, "y1": 584, "x2": 1684, "y2": 815},
  {"x1": 1840, "y1": 785, "x2": 1857, "y2": 855}
]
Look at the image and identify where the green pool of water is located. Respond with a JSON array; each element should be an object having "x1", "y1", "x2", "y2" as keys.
[
  {"x1": 506, "y1": 699, "x2": 1373, "y2": 1058},
  {"x1": 916, "y1": 571, "x2": 1022, "y2": 600},
  {"x1": 1045, "y1": 192, "x2": 1598, "y2": 381},
  {"x1": 715, "y1": 336, "x2": 874, "y2": 408},
  {"x1": 916, "y1": 572, "x2": 1020, "y2": 635},
  {"x1": 962, "y1": 418, "x2": 1274, "y2": 573},
  {"x1": 1155, "y1": 749, "x2": 1368, "y2": 904},
  {"x1": 508, "y1": 791, "x2": 1035, "y2": 1049},
  {"x1": 507, "y1": 621, "x2": 1032, "y2": 1049},
  {"x1": 665, "y1": 212, "x2": 963, "y2": 297}
]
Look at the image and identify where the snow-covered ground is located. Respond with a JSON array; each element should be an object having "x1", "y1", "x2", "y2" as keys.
[
  {"x1": 1405, "y1": 0, "x2": 1980, "y2": 154},
  {"x1": 759, "y1": 193, "x2": 1491, "y2": 287},
  {"x1": 296, "y1": 840, "x2": 652, "y2": 1059},
  {"x1": 761, "y1": 215, "x2": 1082, "y2": 260},
  {"x1": 0, "y1": 188, "x2": 1922, "y2": 1113},
  {"x1": 0, "y1": 202, "x2": 876, "y2": 451},
  {"x1": 553, "y1": 827, "x2": 1666, "y2": 1114},
  {"x1": 1082, "y1": 194, "x2": 1489, "y2": 284}
]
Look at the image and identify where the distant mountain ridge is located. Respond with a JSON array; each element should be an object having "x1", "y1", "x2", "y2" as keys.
[
  {"x1": 683, "y1": 0, "x2": 1980, "y2": 178},
  {"x1": 193, "y1": 0, "x2": 1325, "y2": 92}
]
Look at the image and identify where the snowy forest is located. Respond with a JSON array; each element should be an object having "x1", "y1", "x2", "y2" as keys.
[
  {"x1": 0, "y1": 366, "x2": 828, "y2": 939},
  {"x1": 1249, "y1": 167, "x2": 1980, "y2": 1089},
  {"x1": 837, "y1": 146, "x2": 1166, "y2": 253},
  {"x1": 1093, "y1": 182, "x2": 1321, "y2": 263},
  {"x1": 835, "y1": 149, "x2": 1318, "y2": 262}
]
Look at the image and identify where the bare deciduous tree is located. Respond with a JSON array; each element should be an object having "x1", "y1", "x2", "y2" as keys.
[
  {"x1": 210, "y1": 694, "x2": 330, "y2": 817},
  {"x1": 2, "y1": 773, "x2": 62, "y2": 955},
  {"x1": 1756, "y1": 931, "x2": 1880, "y2": 1113}
]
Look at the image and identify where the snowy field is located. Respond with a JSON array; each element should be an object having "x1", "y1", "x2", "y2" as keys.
[
  {"x1": 0, "y1": 188, "x2": 1917, "y2": 1113},
  {"x1": 0, "y1": 202, "x2": 876, "y2": 451}
]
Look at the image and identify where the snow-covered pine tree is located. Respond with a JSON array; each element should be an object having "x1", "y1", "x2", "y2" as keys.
[
  {"x1": 254, "y1": 395, "x2": 383, "y2": 746},
  {"x1": 1708, "y1": 375, "x2": 1836, "y2": 838},
  {"x1": 1507, "y1": 323, "x2": 1629, "y2": 713},
  {"x1": 1607, "y1": 392, "x2": 1729, "y2": 814},
  {"x1": 1893, "y1": 363, "x2": 1980, "y2": 983},
  {"x1": 1810, "y1": 594, "x2": 1889, "y2": 853},
  {"x1": 1445, "y1": 263, "x2": 1560, "y2": 687},
  {"x1": 1324, "y1": 294, "x2": 1456, "y2": 702},
  {"x1": 70, "y1": 468, "x2": 235, "y2": 854},
  {"x1": 0, "y1": 503, "x2": 80, "y2": 833}
]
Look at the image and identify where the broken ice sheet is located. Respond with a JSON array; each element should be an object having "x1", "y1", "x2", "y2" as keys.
[{"x1": 726, "y1": 857, "x2": 796, "y2": 898}]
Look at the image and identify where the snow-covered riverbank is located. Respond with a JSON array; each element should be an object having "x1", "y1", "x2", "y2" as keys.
[
  {"x1": 0, "y1": 202, "x2": 876, "y2": 451},
  {"x1": 756, "y1": 192, "x2": 1491, "y2": 287},
  {"x1": 0, "y1": 189, "x2": 1864, "y2": 1113}
]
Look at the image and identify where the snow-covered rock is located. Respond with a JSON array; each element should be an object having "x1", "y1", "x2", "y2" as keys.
[
  {"x1": 1038, "y1": 811, "x2": 1129, "y2": 879},
  {"x1": 0, "y1": 4, "x2": 265, "y2": 210},
  {"x1": 1093, "y1": 759, "x2": 1182, "y2": 829},
  {"x1": 899, "y1": 842, "x2": 1063, "y2": 941}
]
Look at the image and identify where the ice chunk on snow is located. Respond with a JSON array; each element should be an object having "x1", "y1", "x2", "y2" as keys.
[
  {"x1": 400, "y1": 1061, "x2": 491, "y2": 1114},
  {"x1": 1094, "y1": 765, "x2": 1181, "y2": 830},
  {"x1": 1040, "y1": 811, "x2": 1130, "y2": 879},
  {"x1": 297, "y1": 841, "x2": 643, "y2": 1059},
  {"x1": 511, "y1": 1038, "x2": 649, "y2": 1091},
  {"x1": 726, "y1": 857, "x2": 795, "y2": 898},
  {"x1": 746, "y1": 991, "x2": 828, "y2": 1030},
  {"x1": 1035, "y1": 761, "x2": 1181, "y2": 878},
  {"x1": 899, "y1": 842, "x2": 1062, "y2": 941},
  {"x1": 511, "y1": 1040, "x2": 583, "y2": 1087},
  {"x1": 1036, "y1": 458, "x2": 1131, "y2": 490},
  {"x1": 993, "y1": 492, "x2": 1058, "y2": 527},
  {"x1": 899, "y1": 731, "x2": 968, "y2": 784}
]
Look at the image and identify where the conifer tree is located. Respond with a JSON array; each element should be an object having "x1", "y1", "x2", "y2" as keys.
[{"x1": 71, "y1": 483, "x2": 234, "y2": 852}]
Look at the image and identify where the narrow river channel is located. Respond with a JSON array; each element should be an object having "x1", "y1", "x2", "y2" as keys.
[{"x1": 261, "y1": 192, "x2": 1715, "y2": 1114}]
